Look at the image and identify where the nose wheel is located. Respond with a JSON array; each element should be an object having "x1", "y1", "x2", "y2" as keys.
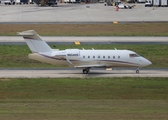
[
  {"x1": 136, "y1": 69, "x2": 139, "y2": 74},
  {"x1": 83, "y1": 68, "x2": 90, "y2": 74}
]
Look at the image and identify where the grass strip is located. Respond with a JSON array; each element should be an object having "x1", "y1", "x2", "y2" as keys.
[
  {"x1": 0, "y1": 99, "x2": 168, "y2": 120},
  {"x1": 0, "y1": 78, "x2": 168, "y2": 120},
  {"x1": 0, "y1": 77, "x2": 168, "y2": 100},
  {"x1": 0, "y1": 23, "x2": 168, "y2": 36}
]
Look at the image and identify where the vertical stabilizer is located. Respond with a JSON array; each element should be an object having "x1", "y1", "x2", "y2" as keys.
[{"x1": 18, "y1": 30, "x2": 51, "y2": 53}]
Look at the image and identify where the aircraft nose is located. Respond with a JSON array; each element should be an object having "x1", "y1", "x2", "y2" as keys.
[
  {"x1": 146, "y1": 59, "x2": 152, "y2": 66},
  {"x1": 143, "y1": 59, "x2": 152, "y2": 67}
]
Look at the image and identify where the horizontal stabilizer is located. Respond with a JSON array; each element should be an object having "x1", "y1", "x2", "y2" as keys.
[{"x1": 17, "y1": 32, "x2": 34, "y2": 36}]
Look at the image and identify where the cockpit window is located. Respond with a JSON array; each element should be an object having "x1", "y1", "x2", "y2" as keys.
[{"x1": 129, "y1": 54, "x2": 140, "y2": 57}]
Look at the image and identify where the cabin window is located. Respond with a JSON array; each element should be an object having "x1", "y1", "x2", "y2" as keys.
[
  {"x1": 103, "y1": 56, "x2": 105, "y2": 59},
  {"x1": 93, "y1": 56, "x2": 95, "y2": 59},
  {"x1": 118, "y1": 56, "x2": 120, "y2": 59},
  {"x1": 108, "y1": 56, "x2": 110, "y2": 59},
  {"x1": 113, "y1": 56, "x2": 115, "y2": 59},
  {"x1": 83, "y1": 56, "x2": 85, "y2": 58},
  {"x1": 98, "y1": 56, "x2": 100, "y2": 58},
  {"x1": 88, "y1": 56, "x2": 90, "y2": 58}
]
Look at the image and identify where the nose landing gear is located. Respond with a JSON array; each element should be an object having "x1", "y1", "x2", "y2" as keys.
[{"x1": 136, "y1": 68, "x2": 139, "y2": 74}]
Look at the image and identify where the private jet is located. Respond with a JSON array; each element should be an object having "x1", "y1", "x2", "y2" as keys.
[{"x1": 18, "y1": 30, "x2": 152, "y2": 74}]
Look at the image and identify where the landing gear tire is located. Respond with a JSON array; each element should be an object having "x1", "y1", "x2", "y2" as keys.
[
  {"x1": 83, "y1": 69, "x2": 90, "y2": 74},
  {"x1": 136, "y1": 70, "x2": 139, "y2": 74}
]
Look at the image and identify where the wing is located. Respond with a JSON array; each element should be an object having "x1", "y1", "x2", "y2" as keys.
[{"x1": 74, "y1": 64, "x2": 106, "y2": 68}]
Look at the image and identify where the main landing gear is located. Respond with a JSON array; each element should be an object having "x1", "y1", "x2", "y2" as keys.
[
  {"x1": 136, "y1": 68, "x2": 139, "y2": 74},
  {"x1": 83, "y1": 68, "x2": 90, "y2": 74}
]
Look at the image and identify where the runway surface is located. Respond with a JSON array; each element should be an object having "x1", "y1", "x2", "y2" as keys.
[{"x1": 0, "y1": 68, "x2": 168, "y2": 78}]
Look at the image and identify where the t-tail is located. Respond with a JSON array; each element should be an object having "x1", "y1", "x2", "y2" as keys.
[{"x1": 18, "y1": 30, "x2": 51, "y2": 53}]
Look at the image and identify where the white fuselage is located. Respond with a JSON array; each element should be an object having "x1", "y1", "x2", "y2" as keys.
[{"x1": 28, "y1": 49, "x2": 151, "y2": 68}]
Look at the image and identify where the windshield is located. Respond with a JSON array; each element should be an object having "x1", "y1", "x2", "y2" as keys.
[{"x1": 129, "y1": 54, "x2": 140, "y2": 57}]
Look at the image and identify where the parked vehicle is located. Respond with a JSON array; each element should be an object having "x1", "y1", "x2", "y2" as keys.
[
  {"x1": 153, "y1": 0, "x2": 161, "y2": 6},
  {"x1": 126, "y1": 0, "x2": 136, "y2": 3},
  {"x1": 4, "y1": 0, "x2": 15, "y2": 5},
  {"x1": 104, "y1": 0, "x2": 120, "y2": 6},
  {"x1": 124, "y1": 4, "x2": 132, "y2": 8},
  {"x1": 99, "y1": 0, "x2": 105, "y2": 3},
  {"x1": 145, "y1": 0, "x2": 168, "y2": 7},
  {"x1": 34, "y1": 0, "x2": 57, "y2": 6},
  {"x1": 29, "y1": 0, "x2": 34, "y2": 4},
  {"x1": 118, "y1": 3, "x2": 124, "y2": 8},
  {"x1": 118, "y1": 3, "x2": 132, "y2": 9},
  {"x1": 21, "y1": 0, "x2": 28, "y2": 4},
  {"x1": 145, "y1": 0, "x2": 152, "y2": 7},
  {"x1": 63, "y1": 0, "x2": 81, "y2": 3},
  {"x1": 161, "y1": 0, "x2": 168, "y2": 6},
  {"x1": 137, "y1": 0, "x2": 146, "y2": 3}
]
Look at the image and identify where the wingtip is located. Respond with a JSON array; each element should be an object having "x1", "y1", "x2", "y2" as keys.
[{"x1": 17, "y1": 32, "x2": 21, "y2": 36}]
